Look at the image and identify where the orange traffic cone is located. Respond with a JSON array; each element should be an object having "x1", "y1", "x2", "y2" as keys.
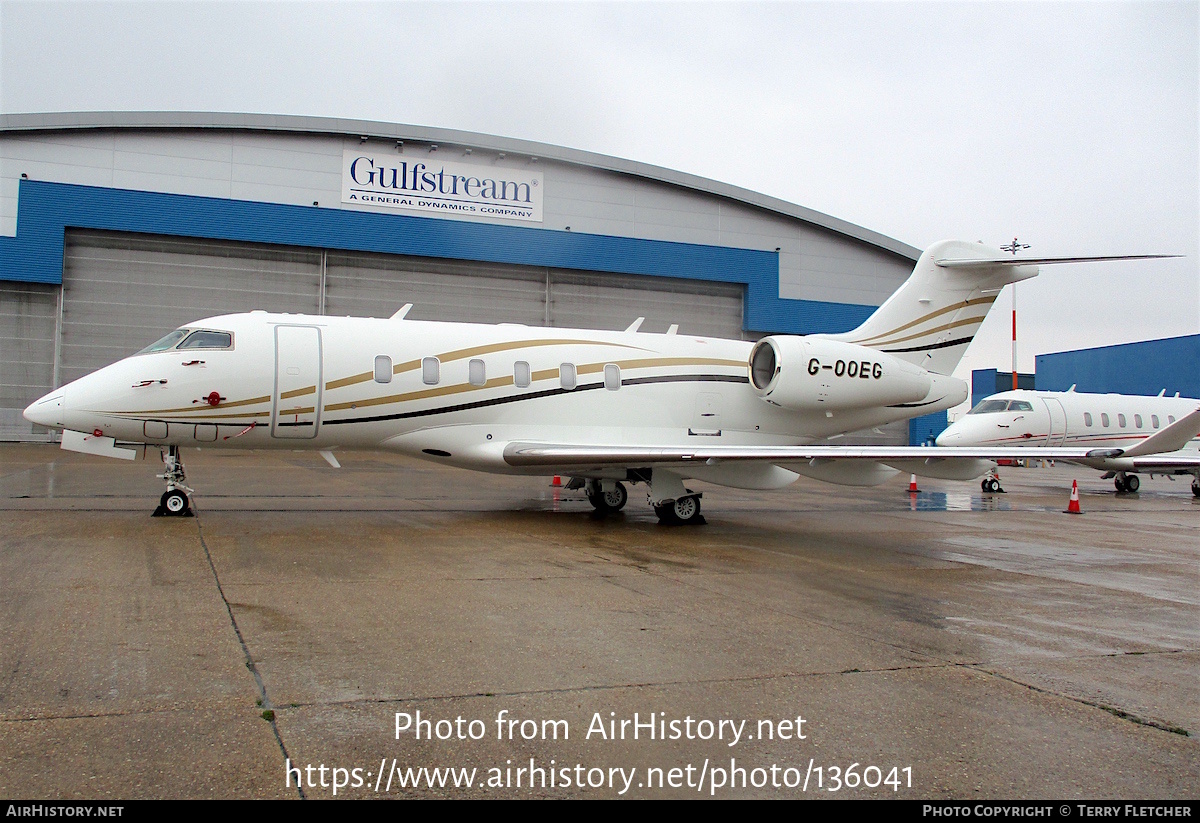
[
  {"x1": 909, "y1": 474, "x2": 919, "y2": 493},
  {"x1": 1064, "y1": 480, "x2": 1082, "y2": 514},
  {"x1": 551, "y1": 475, "x2": 562, "y2": 487}
]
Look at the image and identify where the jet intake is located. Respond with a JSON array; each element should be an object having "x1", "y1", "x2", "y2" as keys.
[{"x1": 748, "y1": 336, "x2": 933, "y2": 412}]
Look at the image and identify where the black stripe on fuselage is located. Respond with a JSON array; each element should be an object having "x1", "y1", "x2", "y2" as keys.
[
  {"x1": 879, "y1": 336, "x2": 974, "y2": 355},
  {"x1": 323, "y1": 373, "x2": 749, "y2": 426}
]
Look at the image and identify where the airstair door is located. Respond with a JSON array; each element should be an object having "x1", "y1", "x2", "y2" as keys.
[
  {"x1": 272, "y1": 325, "x2": 322, "y2": 439},
  {"x1": 1043, "y1": 397, "x2": 1067, "y2": 446}
]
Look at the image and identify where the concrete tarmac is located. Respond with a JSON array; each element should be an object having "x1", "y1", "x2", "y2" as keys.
[{"x1": 1, "y1": 443, "x2": 1196, "y2": 799}]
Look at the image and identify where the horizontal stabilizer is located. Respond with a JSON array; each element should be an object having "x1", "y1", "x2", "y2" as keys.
[{"x1": 936, "y1": 254, "x2": 1180, "y2": 269}]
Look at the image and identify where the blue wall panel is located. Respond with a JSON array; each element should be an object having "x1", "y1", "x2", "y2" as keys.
[
  {"x1": 971, "y1": 369, "x2": 1035, "y2": 404},
  {"x1": 1035, "y1": 335, "x2": 1199, "y2": 399},
  {"x1": 908, "y1": 412, "x2": 949, "y2": 445},
  {"x1": 0, "y1": 179, "x2": 881, "y2": 335}
]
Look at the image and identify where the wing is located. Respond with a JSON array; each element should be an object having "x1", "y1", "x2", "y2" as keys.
[{"x1": 502, "y1": 442, "x2": 1126, "y2": 470}]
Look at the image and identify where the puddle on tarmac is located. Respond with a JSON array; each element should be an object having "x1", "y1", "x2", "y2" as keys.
[{"x1": 905, "y1": 490, "x2": 1012, "y2": 512}]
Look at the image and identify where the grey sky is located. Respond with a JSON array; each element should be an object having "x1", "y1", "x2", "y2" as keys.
[{"x1": 2, "y1": 0, "x2": 1196, "y2": 388}]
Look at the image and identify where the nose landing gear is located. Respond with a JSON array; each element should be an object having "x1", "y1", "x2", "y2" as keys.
[{"x1": 152, "y1": 445, "x2": 194, "y2": 517}]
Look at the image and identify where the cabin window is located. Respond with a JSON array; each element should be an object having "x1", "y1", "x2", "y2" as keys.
[
  {"x1": 374, "y1": 355, "x2": 392, "y2": 383},
  {"x1": 1084, "y1": 412, "x2": 1093, "y2": 427},
  {"x1": 1010, "y1": 400, "x2": 1033, "y2": 411},
  {"x1": 514, "y1": 361, "x2": 531, "y2": 388},
  {"x1": 422, "y1": 357, "x2": 440, "y2": 385},
  {"x1": 1101, "y1": 413, "x2": 1110, "y2": 427},
  {"x1": 1152, "y1": 415, "x2": 1160, "y2": 429},
  {"x1": 560, "y1": 363, "x2": 577, "y2": 391},
  {"x1": 1135, "y1": 414, "x2": 1143, "y2": 428},
  {"x1": 1118, "y1": 413, "x2": 1126, "y2": 428},
  {"x1": 138, "y1": 329, "x2": 189, "y2": 353},
  {"x1": 468, "y1": 359, "x2": 486, "y2": 387},
  {"x1": 178, "y1": 330, "x2": 232, "y2": 349},
  {"x1": 1168, "y1": 415, "x2": 1176, "y2": 424},
  {"x1": 604, "y1": 364, "x2": 621, "y2": 391}
]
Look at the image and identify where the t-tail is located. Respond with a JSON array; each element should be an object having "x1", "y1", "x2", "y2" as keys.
[{"x1": 816, "y1": 240, "x2": 1037, "y2": 376}]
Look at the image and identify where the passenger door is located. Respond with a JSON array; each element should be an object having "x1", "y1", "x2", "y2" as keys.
[{"x1": 272, "y1": 325, "x2": 322, "y2": 439}]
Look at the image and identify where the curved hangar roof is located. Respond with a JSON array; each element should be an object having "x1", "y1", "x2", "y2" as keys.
[{"x1": 0, "y1": 111, "x2": 918, "y2": 260}]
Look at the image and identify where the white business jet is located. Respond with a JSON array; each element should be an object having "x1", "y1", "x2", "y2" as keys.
[
  {"x1": 23, "y1": 240, "x2": 1183, "y2": 522},
  {"x1": 937, "y1": 388, "x2": 1200, "y2": 495}
]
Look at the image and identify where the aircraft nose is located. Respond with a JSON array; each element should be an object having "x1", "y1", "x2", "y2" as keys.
[
  {"x1": 935, "y1": 425, "x2": 960, "y2": 446},
  {"x1": 24, "y1": 388, "x2": 66, "y2": 429}
]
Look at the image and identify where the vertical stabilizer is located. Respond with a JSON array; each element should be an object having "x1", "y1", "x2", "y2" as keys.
[{"x1": 818, "y1": 240, "x2": 1038, "y2": 375}]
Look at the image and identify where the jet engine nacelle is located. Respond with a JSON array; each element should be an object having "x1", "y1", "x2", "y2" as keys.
[{"x1": 748, "y1": 336, "x2": 933, "y2": 411}]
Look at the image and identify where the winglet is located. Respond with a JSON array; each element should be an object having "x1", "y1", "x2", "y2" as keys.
[
  {"x1": 391, "y1": 303, "x2": 414, "y2": 320},
  {"x1": 624, "y1": 317, "x2": 645, "y2": 333},
  {"x1": 1121, "y1": 406, "x2": 1200, "y2": 457}
]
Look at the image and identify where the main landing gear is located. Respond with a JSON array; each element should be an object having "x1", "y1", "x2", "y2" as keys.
[
  {"x1": 980, "y1": 471, "x2": 1005, "y2": 494},
  {"x1": 1114, "y1": 472, "x2": 1140, "y2": 494},
  {"x1": 1193, "y1": 478, "x2": 1200, "y2": 498},
  {"x1": 152, "y1": 445, "x2": 194, "y2": 517},
  {"x1": 585, "y1": 479, "x2": 629, "y2": 514},
  {"x1": 579, "y1": 470, "x2": 705, "y2": 525},
  {"x1": 653, "y1": 494, "x2": 704, "y2": 526}
]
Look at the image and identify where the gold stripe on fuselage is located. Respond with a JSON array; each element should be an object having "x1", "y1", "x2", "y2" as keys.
[
  {"x1": 323, "y1": 356, "x2": 746, "y2": 415},
  {"x1": 857, "y1": 314, "x2": 990, "y2": 348},
  {"x1": 849, "y1": 296, "x2": 995, "y2": 345},
  {"x1": 324, "y1": 338, "x2": 652, "y2": 393}
]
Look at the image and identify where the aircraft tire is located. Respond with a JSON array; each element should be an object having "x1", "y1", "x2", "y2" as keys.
[
  {"x1": 587, "y1": 481, "x2": 628, "y2": 513},
  {"x1": 654, "y1": 502, "x2": 679, "y2": 524},
  {"x1": 1192, "y1": 480, "x2": 1200, "y2": 497},
  {"x1": 1125, "y1": 474, "x2": 1140, "y2": 493},
  {"x1": 161, "y1": 489, "x2": 190, "y2": 516},
  {"x1": 672, "y1": 495, "x2": 702, "y2": 525}
]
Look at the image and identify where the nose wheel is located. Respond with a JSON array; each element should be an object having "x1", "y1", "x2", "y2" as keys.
[{"x1": 152, "y1": 445, "x2": 194, "y2": 517}]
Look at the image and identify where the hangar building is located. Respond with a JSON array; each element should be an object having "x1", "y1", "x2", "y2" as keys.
[{"x1": 0, "y1": 112, "x2": 926, "y2": 442}]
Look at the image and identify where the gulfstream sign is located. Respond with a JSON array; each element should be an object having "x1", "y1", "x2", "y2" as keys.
[{"x1": 341, "y1": 149, "x2": 543, "y2": 222}]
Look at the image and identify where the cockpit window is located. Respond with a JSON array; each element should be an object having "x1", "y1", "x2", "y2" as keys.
[
  {"x1": 1009, "y1": 400, "x2": 1034, "y2": 411},
  {"x1": 138, "y1": 329, "x2": 190, "y2": 354},
  {"x1": 178, "y1": 330, "x2": 233, "y2": 349},
  {"x1": 969, "y1": 399, "x2": 1011, "y2": 414}
]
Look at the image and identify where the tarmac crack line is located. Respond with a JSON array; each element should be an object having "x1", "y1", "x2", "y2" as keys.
[
  {"x1": 272, "y1": 660, "x2": 972, "y2": 711},
  {"x1": 192, "y1": 508, "x2": 306, "y2": 799},
  {"x1": 966, "y1": 664, "x2": 1191, "y2": 738}
]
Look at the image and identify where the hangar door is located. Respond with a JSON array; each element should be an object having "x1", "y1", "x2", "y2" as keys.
[
  {"x1": 325, "y1": 249, "x2": 746, "y2": 339},
  {"x1": 0, "y1": 282, "x2": 58, "y2": 440},
  {"x1": 60, "y1": 230, "x2": 322, "y2": 387}
]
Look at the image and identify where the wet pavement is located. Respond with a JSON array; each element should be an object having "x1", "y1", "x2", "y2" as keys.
[{"x1": 1, "y1": 443, "x2": 1197, "y2": 798}]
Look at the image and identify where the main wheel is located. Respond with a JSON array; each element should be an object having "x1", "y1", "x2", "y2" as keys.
[
  {"x1": 587, "y1": 481, "x2": 628, "y2": 513},
  {"x1": 982, "y1": 477, "x2": 999, "y2": 493},
  {"x1": 1192, "y1": 480, "x2": 1200, "y2": 498},
  {"x1": 1125, "y1": 474, "x2": 1139, "y2": 493},
  {"x1": 600, "y1": 481, "x2": 628, "y2": 512},
  {"x1": 671, "y1": 495, "x2": 702, "y2": 524},
  {"x1": 161, "y1": 489, "x2": 190, "y2": 516},
  {"x1": 1115, "y1": 476, "x2": 1127, "y2": 493}
]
